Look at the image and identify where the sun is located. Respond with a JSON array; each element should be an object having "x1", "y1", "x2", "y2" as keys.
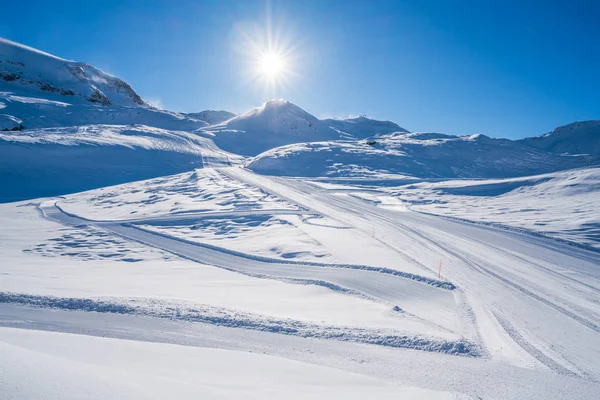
[
  {"x1": 260, "y1": 52, "x2": 285, "y2": 78},
  {"x1": 232, "y1": 12, "x2": 305, "y2": 95}
]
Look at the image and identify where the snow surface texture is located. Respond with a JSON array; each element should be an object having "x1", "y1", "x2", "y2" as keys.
[
  {"x1": 139, "y1": 214, "x2": 333, "y2": 262},
  {"x1": 247, "y1": 131, "x2": 598, "y2": 178},
  {"x1": 59, "y1": 168, "x2": 297, "y2": 220}
]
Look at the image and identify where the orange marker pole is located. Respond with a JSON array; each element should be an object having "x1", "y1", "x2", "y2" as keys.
[{"x1": 438, "y1": 260, "x2": 442, "y2": 279}]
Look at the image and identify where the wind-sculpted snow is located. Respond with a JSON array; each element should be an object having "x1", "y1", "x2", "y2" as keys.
[
  {"x1": 0, "y1": 125, "x2": 235, "y2": 202},
  {"x1": 0, "y1": 292, "x2": 478, "y2": 356},
  {"x1": 247, "y1": 132, "x2": 594, "y2": 178}
]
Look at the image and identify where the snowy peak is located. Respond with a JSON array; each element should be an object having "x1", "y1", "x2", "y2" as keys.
[
  {"x1": 205, "y1": 99, "x2": 339, "y2": 156},
  {"x1": 519, "y1": 120, "x2": 600, "y2": 157},
  {"x1": 322, "y1": 115, "x2": 409, "y2": 139},
  {"x1": 0, "y1": 38, "x2": 147, "y2": 107},
  {"x1": 226, "y1": 99, "x2": 322, "y2": 128}
]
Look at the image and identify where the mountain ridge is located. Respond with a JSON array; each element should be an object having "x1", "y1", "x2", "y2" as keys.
[{"x1": 1, "y1": 36, "x2": 599, "y2": 201}]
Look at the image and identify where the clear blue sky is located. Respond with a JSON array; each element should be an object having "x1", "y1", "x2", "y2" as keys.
[{"x1": 1, "y1": 0, "x2": 598, "y2": 138}]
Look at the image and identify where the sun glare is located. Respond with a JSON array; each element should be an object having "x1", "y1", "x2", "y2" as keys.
[
  {"x1": 233, "y1": 11, "x2": 305, "y2": 96},
  {"x1": 260, "y1": 52, "x2": 285, "y2": 78}
]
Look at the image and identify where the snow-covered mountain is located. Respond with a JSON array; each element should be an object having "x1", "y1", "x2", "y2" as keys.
[
  {"x1": 0, "y1": 38, "x2": 239, "y2": 201},
  {"x1": 0, "y1": 38, "x2": 145, "y2": 107},
  {"x1": 322, "y1": 116, "x2": 409, "y2": 138},
  {"x1": 185, "y1": 110, "x2": 236, "y2": 125},
  {"x1": 518, "y1": 120, "x2": 600, "y2": 158},
  {"x1": 201, "y1": 99, "x2": 341, "y2": 156},
  {"x1": 247, "y1": 132, "x2": 595, "y2": 179},
  {"x1": 0, "y1": 38, "x2": 209, "y2": 131}
]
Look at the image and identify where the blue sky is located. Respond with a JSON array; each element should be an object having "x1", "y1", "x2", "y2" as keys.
[{"x1": 1, "y1": 0, "x2": 598, "y2": 138}]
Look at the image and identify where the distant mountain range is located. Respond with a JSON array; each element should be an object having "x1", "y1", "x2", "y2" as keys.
[{"x1": 1, "y1": 37, "x2": 598, "y2": 200}]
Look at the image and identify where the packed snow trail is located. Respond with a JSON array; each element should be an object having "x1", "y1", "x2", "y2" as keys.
[
  {"x1": 224, "y1": 167, "x2": 600, "y2": 379},
  {"x1": 39, "y1": 203, "x2": 465, "y2": 340}
]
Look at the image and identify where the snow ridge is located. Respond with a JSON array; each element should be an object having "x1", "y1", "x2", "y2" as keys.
[{"x1": 0, "y1": 292, "x2": 478, "y2": 356}]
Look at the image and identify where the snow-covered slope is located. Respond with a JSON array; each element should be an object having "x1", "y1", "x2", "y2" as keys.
[
  {"x1": 519, "y1": 120, "x2": 600, "y2": 157},
  {"x1": 201, "y1": 100, "x2": 340, "y2": 156},
  {"x1": 322, "y1": 116, "x2": 409, "y2": 138},
  {"x1": 185, "y1": 110, "x2": 236, "y2": 125},
  {"x1": 247, "y1": 132, "x2": 594, "y2": 178},
  {"x1": 0, "y1": 124, "x2": 236, "y2": 202}
]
